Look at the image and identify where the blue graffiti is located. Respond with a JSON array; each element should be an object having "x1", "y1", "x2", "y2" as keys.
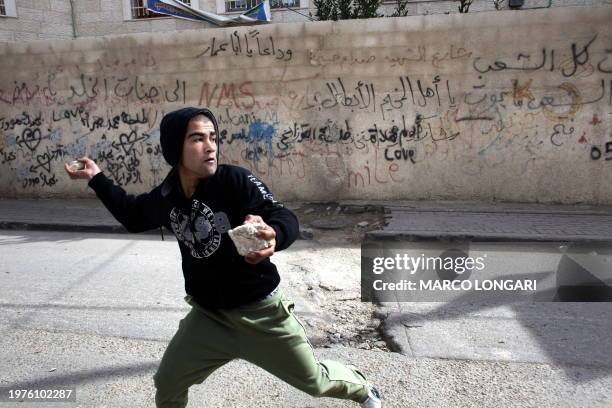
[
  {"x1": 147, "y1": 129, "x2": 161, "y2": 143},
  {"x1": 5, "y1": 134, "x2": 18, "y2": 147},
  {"x1": 63, "y1": 134, "x2": 89, "y2": 158},
  {"x1": 15, "y1": 166, "x2": 31, "y2": 179},
  {"x1": 48, "y1": 127, "x2": 63, "y2": 143},
  {"x1": 246, "y1": 121, "x2": 276, "y2": 162}
]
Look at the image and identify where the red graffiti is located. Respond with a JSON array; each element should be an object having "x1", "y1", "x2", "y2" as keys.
[
  {"x1": 198, "y1": 81, "x2": 256, "y2": 110},
  {"x1": 346, "y1": 147, "x2": 404, "y2": 189},
  {"x1": 589, "y1": 114, "x2": 602, "y2": 125}
]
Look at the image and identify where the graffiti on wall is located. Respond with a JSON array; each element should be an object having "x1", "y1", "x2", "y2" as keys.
[{"x1": 0, "y1": 23, "x2": 610, "y2": 198}]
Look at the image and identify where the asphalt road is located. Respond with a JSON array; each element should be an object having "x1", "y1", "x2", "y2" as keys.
[{"x1": 0, "y1": 230, "x2": 610, "y2": 408}]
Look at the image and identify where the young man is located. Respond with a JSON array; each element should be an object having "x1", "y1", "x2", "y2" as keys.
[{"x1": 64, "y1": 107, "x2": 382, "y2": 408}]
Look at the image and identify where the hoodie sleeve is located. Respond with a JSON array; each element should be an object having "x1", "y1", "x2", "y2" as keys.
[
  {"x1": 88, "y1": 172, "x2": 164, "y2": 233},
  {"x1": 237, "y1": 169, "x2": 299, "y2": 251}
]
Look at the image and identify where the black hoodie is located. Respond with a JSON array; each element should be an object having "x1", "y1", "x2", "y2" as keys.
[{"x1": 87, "y1": 110, "x2": 299, "y2": 309}]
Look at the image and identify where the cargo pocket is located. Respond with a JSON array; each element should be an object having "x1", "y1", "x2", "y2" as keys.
[
  {"x1": 320, "y1": 361, "x2": 368, "y2": 386},
  {"x1": 280, "y1": 297, "x2": 316, "y2": 350},
  {"x1": 280, "y1": 298, "x2": 295, "y2": 316}
]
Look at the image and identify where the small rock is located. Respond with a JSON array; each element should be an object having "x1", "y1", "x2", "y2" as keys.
[
  {"x1": 375, "y1": 341, "x2": 387, "y2": 349},
  {"x1": 356, "y1": 221, "x2": 369, "y2": 228},
  {"x1": 304, "y1": 208, "x2": 315, "y2": 215},
  {"x1": 311, "y1": 217, "x2": 351, "y2": 230},
  {"x1": 339, "y1": 296, "x2": 360, "y2": 301},
  {"x1": 342, "y1": 205, "x2": 367, "y2": 214},
  {"x1": 299, "y1": 227, "x2": 314, "y2": 240},
  {"x1": 228, "y1": 223, "x2": 273, "y2": 255},
  {"x1": 367, "y1": 320, "x2": 381, "y2": 328},
  {"x1": 319, "y1": 283, "x2": 342, "y2": 292}
]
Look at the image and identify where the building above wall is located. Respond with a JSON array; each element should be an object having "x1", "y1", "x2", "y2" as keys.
[
  {"x1": 0, "y1": 0, "x2": 74, "y2": 42},
  {"x1": 0, "y1": 0, "x2": 610, "y2": 42}
]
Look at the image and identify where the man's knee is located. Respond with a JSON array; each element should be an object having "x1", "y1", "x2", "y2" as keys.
[
  {"x1": 153, "y1": 369, "x2": 166, "y2": 390},
  {"x1": 153, "y1": 372, "x2": 185, "y2": 408},
  {"x1": 153, "y1": 362, "x2": 176, "y2": 391}
]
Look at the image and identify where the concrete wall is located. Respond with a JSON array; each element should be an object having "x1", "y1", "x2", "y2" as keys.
[{"x1": 0, "y1": 7, "x2": 611, "y2": 204}]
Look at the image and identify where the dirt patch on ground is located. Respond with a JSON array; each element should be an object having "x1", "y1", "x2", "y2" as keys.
[
  {"x1": 290, "y1": 201, "x2": 387, "y2": 244},
  {"x1": 276, "y1": 202, "x2": 390, "y2": 352}
]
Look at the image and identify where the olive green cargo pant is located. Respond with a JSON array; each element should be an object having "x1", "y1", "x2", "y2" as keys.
[{"x1": 153, "y1": 289, "x2": 369, "y2": 407}]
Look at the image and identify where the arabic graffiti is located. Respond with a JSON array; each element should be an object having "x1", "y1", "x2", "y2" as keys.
[
  {"x1": 0, "y1": 20, "x2": 610, "y2": 200},
  {"x1": 219, "y1": 113, "x2": 460, "y2": 167},
  {"x1": 283, "y1": 76, "x2": 457, "y2": 121},
  {"x1": 196, "y1": 29, "x2": 293, "y2": 61},
  {"x1": 309, "y1": 44, "x2": 473, "y2": 69},
  {"x1": 0, "y1": 106, "x2": 162, "y2": 190},
  {"x1": 472, "y1": 35, "x2": 607, "y2": 77},
  {"x1": 0, "y1": 74, "x2": 187, "y2": 107},
  {"x1": 51, "y1": 107, "x2": 152, "y2": 132},
  {"x1": 550, "y1": 123, "x2": 575, "y2": 147},
  {"x1": 459, "y1": 77, "x2": 611, "y2": 130}
]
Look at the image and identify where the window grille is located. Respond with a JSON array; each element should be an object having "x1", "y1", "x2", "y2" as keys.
[
  {"x1": 0, "y1": 0, "x2": 6, "y2": 16},
  {"x1": 225, "y1": 0, "x2": 298, "y2": 13},
  {"x1": 131, "y1": 0, "x2": 192, "y2": 19}
]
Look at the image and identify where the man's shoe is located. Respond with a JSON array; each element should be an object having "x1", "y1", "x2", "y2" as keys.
[{"x1": 360, "y1": 385, "x2": 382, "y2": 408}]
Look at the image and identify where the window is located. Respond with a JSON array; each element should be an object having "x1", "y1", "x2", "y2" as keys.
[
  {"x1": 225, "y1": 0, "x2": 298, "y2": 13},
  {"x1": 124, "y1": 0, "x2": 200, "y2": 20},
  {"x1": 131, "y1": 0, "x2": 191, "y2": 19},
  {"x1": 270, "y1": 0, "x2": 299, "y2": 7},
  {"x1": 0, "y1": 0, "x2": 17, "y2": 17}
]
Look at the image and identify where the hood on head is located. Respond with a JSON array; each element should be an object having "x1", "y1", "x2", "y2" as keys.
[{"x1": 159, "y1": 107, "x2": 220, "y2": 167}]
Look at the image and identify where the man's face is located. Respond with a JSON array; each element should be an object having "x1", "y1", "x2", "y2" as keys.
[{"x1": 179, "y1": 116, "x2": 217, "y2": 179}]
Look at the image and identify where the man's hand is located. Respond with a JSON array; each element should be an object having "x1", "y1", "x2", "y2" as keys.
[
  {"x1": 243, "y1": 214, "x2": 276, "y2": 265},
  {"x1": 64, "y1": 156, "x2": 101, "y2": 181}
]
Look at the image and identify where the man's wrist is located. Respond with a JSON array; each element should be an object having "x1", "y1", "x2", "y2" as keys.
[
  {"x1": 87, "y1": 171, "x2": 106, "y2": 189},
  {"x1": 88, "y1": 170, "x2": 102, "y2": 181}
]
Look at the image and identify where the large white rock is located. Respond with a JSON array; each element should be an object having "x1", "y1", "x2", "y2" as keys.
[{"x1": 228, "y1": 222, "x2": 273, "y2": 256}]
